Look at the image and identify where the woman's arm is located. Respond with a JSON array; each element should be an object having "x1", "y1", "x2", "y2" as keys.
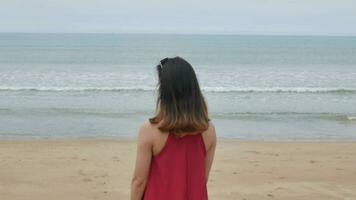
[
  {"x1": 131, "y1": 123, "x2": 153, "y2": 200},
  {"x1": 205, "y1": 123, "x2": 217, "y2": 183}
]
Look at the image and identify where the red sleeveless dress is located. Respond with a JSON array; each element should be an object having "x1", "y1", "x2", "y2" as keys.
[{"x1": 143, "y1": 132, "x2": 208, "y2": 200}]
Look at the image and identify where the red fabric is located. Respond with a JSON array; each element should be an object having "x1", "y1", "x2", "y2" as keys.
[{"x1": 143, "y1": 132, "x2": 208, "y2": 200}]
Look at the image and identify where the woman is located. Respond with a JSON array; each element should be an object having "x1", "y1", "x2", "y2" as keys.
[{"x1": 131, "y1": 57, "x2": 217, "y2": 200}]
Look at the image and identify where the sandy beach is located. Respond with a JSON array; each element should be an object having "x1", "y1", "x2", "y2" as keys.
[{"x1": 0, "y1": 139, "x2": 355, "y2": 200}]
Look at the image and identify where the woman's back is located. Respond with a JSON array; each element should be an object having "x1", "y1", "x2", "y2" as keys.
[
  {"x1": 144, "y1": 132, "x2": 207, "y2": 200},
  {"x1": 130, "y1": 57, "x2": 216, "y2": 200}
]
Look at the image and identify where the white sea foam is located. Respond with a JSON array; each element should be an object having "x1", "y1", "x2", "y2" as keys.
[
  {"x1": 1, "y1": 86, "x2": 355, "y2": 93},
  {"x1": 347, "y1": 116, "x2": 356, "y2": 120},
  {"x1": 0, "y1": 86, "x2": 154, "y2": 92},
  {"x1": 201, "y1": 87, "x2": 356, "y2": 93}
]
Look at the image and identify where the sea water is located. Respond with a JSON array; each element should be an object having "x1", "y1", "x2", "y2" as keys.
[{"x1": 0, "y1": 33, "x2": 356, "y2": 140}]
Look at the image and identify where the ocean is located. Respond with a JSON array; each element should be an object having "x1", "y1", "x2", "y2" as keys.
[{"x1": 0, "y1": 33, "x2": 356, "y2": 140}]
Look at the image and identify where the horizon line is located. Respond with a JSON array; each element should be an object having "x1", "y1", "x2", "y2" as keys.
[{"x1": 0, "y1": 32, "x2": 356, "y2": 38}]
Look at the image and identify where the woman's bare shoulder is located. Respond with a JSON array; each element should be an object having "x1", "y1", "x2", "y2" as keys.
[
  {"x1": 137, "y1": 120, "x2": 161, "y2": 142},
  {"x1": 203, "y1": 121, "x2": 216, "y2": 136},
  {"x1": 201, "y1": 121, "x2": 217, "y2": 148}
]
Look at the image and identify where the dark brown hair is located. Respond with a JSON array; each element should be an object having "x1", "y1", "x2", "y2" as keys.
[{"x1": 149, "y1": 56, "x2": 210, "y2": 135}]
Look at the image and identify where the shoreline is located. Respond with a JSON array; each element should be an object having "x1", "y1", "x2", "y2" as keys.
[
  {"x1": 1, "y1": 139, "x2": 356, "y2": 199},
  {"x1": 1, "y1": 136, "x2": 356, "y2": 142}
]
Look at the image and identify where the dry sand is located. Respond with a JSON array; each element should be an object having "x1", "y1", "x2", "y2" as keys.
[{"x1": 0, "y1": 139, "x2": 356, "y2": 200}]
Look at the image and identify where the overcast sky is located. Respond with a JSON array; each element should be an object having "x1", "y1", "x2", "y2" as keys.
[{"x1": 1, "y1": 0, "x2": 356, "y2": 35}]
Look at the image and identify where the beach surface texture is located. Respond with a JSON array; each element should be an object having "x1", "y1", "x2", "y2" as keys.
[{"x1": 0, "y1": 139, "x2": 355, "y2": 200}]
